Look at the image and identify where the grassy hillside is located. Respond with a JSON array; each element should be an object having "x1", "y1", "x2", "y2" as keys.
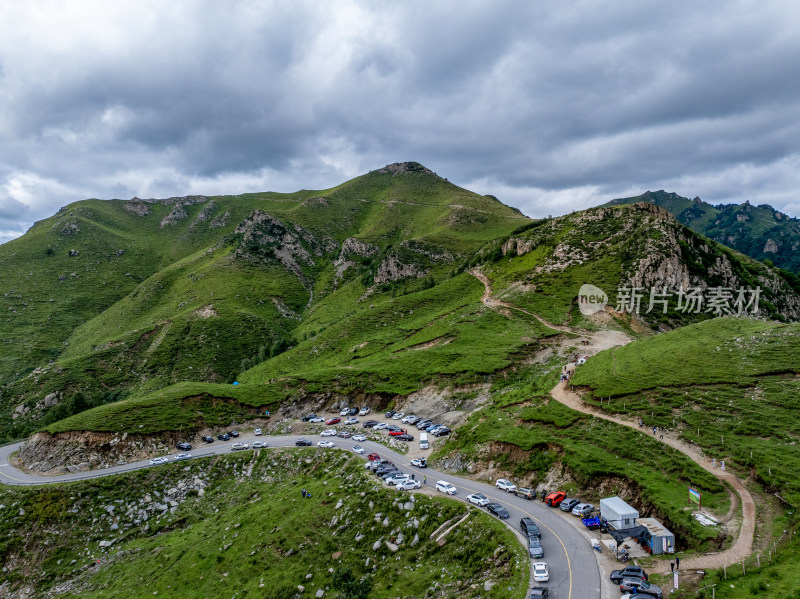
[
  {"x1": 608, "y1": 190, "x2": 800, "y2": 272},
  {"x1": 0, "y1": 449, "x2": 528, "y2": 598}
]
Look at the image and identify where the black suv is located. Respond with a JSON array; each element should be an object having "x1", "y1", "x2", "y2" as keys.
[
  {"x1": 217, "y1": 433, "x2": 230, "y2": 441},
  {"x1": 416, "y1": 419, "x2": 432, "y2": 429},
  {"x1": 385, "y1": 410, "x2": 395, "y2": 418},
  {"x1": 301, "y1": 413, "x2": 317, "y2": 422},
  {"x1": 202, "y1": 436, "x2": 214, "y2": 443},
  {"x1": 295, "y1": 438, "x2": 312, "y2": 446},
  {"x1": 487, "y1": 503, "x2": 510, "y2": 519},
  {"x1": 528, "y1": 536, "x2": 544, "y2": 558},
  {"x1": 229, "y1": 431, "x2": 240, "y2": 438},
  {"x1": 363, "y1": 420, "x2": 378, "y2": 428},
  {"x1": 176, "y1": 442, "x2": 192, "y2": 450},
  {"x1": 520, "y1": 517, "x2": 541, "y2": 538},
  {"x1": 348, "y1": 407, "x2": 359, "y2": 416}
]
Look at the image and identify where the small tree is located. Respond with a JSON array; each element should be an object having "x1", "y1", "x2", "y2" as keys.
[{"x1": 331, "y1": 567, "x2": 373, "y2": 599}]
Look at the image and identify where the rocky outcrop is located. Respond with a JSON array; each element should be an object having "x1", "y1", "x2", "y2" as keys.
[
  {"x1": 764, "y1": 238, "x2": 779, "y2": 253},
  {"x1": 373, "y1": 162, "x2": 438, "y2": 177},
  {"x1": 190, "y1": 200, "x2": 218, "y2": 227},
  {"x1": 374, "y1": 254, "x2": 426, "y2": 283},
  {"x1": 124, "y1": 200, "x2": 151, "y2": 216}
]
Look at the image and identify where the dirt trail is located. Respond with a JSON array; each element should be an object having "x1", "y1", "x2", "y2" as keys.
[{"x1": 471, "y1": 270, "x2": 756, "y2": 572}]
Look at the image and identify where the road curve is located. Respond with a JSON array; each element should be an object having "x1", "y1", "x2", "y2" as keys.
[{"x1": 0, "y1": 435, "x2": 601, "y2": 599}]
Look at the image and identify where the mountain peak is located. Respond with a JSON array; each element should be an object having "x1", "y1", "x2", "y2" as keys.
[{"x1": 372, "y1": 162, "x2": 438, "y2": 177}]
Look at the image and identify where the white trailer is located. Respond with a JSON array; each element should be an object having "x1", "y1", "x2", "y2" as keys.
[{"x1": 600, "y1": 496, "x2": 639, "y2": 530}]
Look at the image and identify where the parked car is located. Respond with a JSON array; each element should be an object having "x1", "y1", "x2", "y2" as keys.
[
  {"x1": 532, "y1": 562, "x2": 549, "y2": 583},
  {"x1": 229, "y1": 431, "x2": 240, "y2": 438},
  {"x1": 386, "y1": 425, "x2": 402, "y2": 433},
  {"x1": 344, "y1": 417, "x2": 358, "y2": 425},
  {"x1": 309, "y1": 417, "x2": 325, "y2": 423},
  {"x1": 410, "y1": 457, "x2": 427, "y2": 468},
  {"x1": 352, "y1": 445, "x2": 365, "y2": 454},
  {"x1": 326, "y1": 417, "x2": 341, "y2": 425},
  {"x1": 406, "y1": 416, "x2": 421, "y2": 425},
  {"x1": 545, "y1": 492, "x2": 566, "y2": 507},
  {"x1": 528, "y1": 536, "x2": 544, "y2": 558},
  {"x1": 295, "y1": 438, "x2": 312, "y2": 446},
  {"x1": 487, "y1": 503, "x2": 510, "y2": 519},
  {"x1": 359, "y1": 407, "x2": 371, "y2": 416},
  {"x1": 252, "y1": 441, "x2": 267, "y2": 449},
  {"x1": 520, "y1": 517, "x2": 541, "y2": 538},
  {"x1": 435, "y1": 480, "x2": 457, "y2": 495},
  {"x1": 231, "y1": 442, "x2": 248, "y2": 451},
  {"x1": 337, "y1": 430, "x2": 353, "y2": 439},
  {"x1": 174, "y1": 453, "x2": 192, "y2": 461},
  {"x1": 217, "y1": 433, "x2": 230, "y2": 441},
  {"x1": 397, "y1": 479, "x2": 422, "y2": 491},
  {"x1": 572, "y1": 503, "x2": 594, "y2": 518},
  {"x1": 619, "y1": 578, "x2": 662, "y2": 598},
  {"x1": 379, "y1": 469, "x2": 402, "y2": 481},
  {"x1": 367, "y1": 452, "x2": 380, "y2": 461},
  {"x1": 340, "y1": 408, "x2": 351, "y2": 416},
  {"x1": 352, "y1": 434, "x2": 366, "y2": 442},
  {"x1": 149, "y1": 457, "x2": 169, "y2": 465},
  {"x1": 515, "y1": 487, "x2": 536, "y2": 500},
  {"x1": 495, "y1": 479, "x2": 517, "y2": 493},
  {"x1": 348, "y1": 407, "x2": 359, "y2": 416},
  {"x1": 363, "y1": 420, "x2": 378, "y2": 428},
  {"x1": 560, "y1": 498, "x2": 580, "y2": 512},
  {"x1": 433, "y1": 427, "x2": 451, "y2": 437},
  {"x1": 374, "y1": 422, "x2": 388, "y2": 430},
  {"x1": 388, "y1": 430, "x2": 405, "y2": 436},
  {"x1": 301, "y1": 413, "x2": 318, "y2": 422},
  {"x1": 610, "y1": 566, "x2": 648, "y2": 584},
  {"x1": 528, "y1": 589, "x2": 549, "y2": 599},
  {"x1": 202, "y1": 436, "x2": 214, "y2": 443},
  {"x1": 317, "y1": 440, "x2": 335, "y2": 448},
  {"x1": 401, "y1": 414, "x2": 415, "y2": 423},
  {"x1": 416, "y1": 419, "x2": 432, "y2": 429},
  {"x1": 397, "y1": 433, "x2": 414, "y2": 441},
  {"x1": 253, "y1": 428, "x2": 262, "y2": 436},
  {"x1": 320, "y1": 429, "x2": 337, "y2": 437},
  {"x1": 176, "y1": 441, "x2": 192, "y2": 450},
  {"x1": 392, "y1": 412, "x2": 404, "y2": 420},
  {"x1": 385, "y1": 474, "x2": 411, "y2": 486},
  {"x1": 467, "y1": 493, "x2": 490, "y2": 507},
  {"x1": 385, "y1": 410, "x2": 395, "y2": 418}
]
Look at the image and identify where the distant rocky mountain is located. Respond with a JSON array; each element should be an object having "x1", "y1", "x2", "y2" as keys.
[{"x1": 606, "y1": 190, "x2": 800, "y2": 272}]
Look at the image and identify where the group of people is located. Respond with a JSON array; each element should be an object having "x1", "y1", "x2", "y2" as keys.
[
  {"x1": 638, "y1": 418, "x2": 665, "y2": 440},
  {"x1": 711, "y1": 458, "x2": 726, "y2": 471}
]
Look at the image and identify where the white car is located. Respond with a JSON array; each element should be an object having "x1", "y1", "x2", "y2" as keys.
[
  {"x1": 399, "y1": 414, "x2": 412, "y2": 423},
  {"x1": 385, "y1": 474, "x2": 410, "y2": 486},
  {"x1": 359, "y1": 407, "x2": 371, "y2": 416},
  {"x1": 344, "y1": 417, "x2": 359, "y2": 425},
  {"x1": 174, "y1": 453, "x2": 192, "y2": 461},
  {"x1": 352, "y1": 445, "x2": 365, "y2": 454},
  {"x1": 495, "y1": 479, "x2": 517, "y2": 493},
  {"x1": 340, "y1": 408, "x2": 350, "y2": 416},
  {"x1": 435, "y1": 480, "x2": 457, "y2": 495},
  {"x1": 374, "y1": 422, "x2": 388, "y2": 430},
  {"x1": 317, "y1": 440, "x2": 335, "y2": 448},
  {"x1": 572, "y1": 503, "x2": 594, "y2": 517},
  {"x1": 410, "y1": 458, "x2": 427, "y2": 468},
  {"x1": 309, "y1": 417, "x2": 325, "y2": 423},
  {"x1": 392, "y1": 412, "x2": 404, "y2": 420},
  {"x1": 320, "y1": 429, "x2": 337, "y2": 437},
  {"x1": 231, "y1": 442, "x2": 249, "y2": 451},
  {"x1": 532, "y1": 562, "x2": 549, "y2": 582},
  {"x1": 252, "y1": 441, "x2": 267, "y2": 449},
  {"x1": 254, "y1": 428, "x2": 263, "y2": 436},
  {"x1": 149, "y1": 456, "x2": 169, "y2": 465},
  {"x1": 466, "y1": 493, "x2": 490, "y2": 507},
  {"x1": 352, "y1": 434, "x2": 366, "y2": 442},
  {"x1": 397, "y1": 479, "x2": 422, "y2": 491}
]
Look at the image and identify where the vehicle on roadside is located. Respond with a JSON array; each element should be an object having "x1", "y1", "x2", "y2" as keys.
[
  {"x1": 397, "y1": 479, "x2": 421, "y2": 491},
  {"x1": 435, "y1": 480, "x2": 457, "y2": 495},
  {"x1": 149, "y1": 457, "x2": 169, "y2": 465},
  {"x1": 528, "y1": 536, "x2": 544, "y2": 558},
  {"x1": 317, "y1": 440, "x2": 334, "y2": 448},
  {"x1": 340, "y1": 408, "x2": 350, "y2": 416},
  {"x1": 610, "y1": 566, "x2": 648, "y2": 584},
  {"x1": 532, "y1": 562, "x2": 549, "y2": 583},
  {"x1": 378, "y1": 469, "x2": 402, "y2": 480},
  {"x1": 309, "y1": 417, "x2": 325, "y2": 423},
  {"x1": 367, "y1": 452, "x2": 380, "y2": 461},
  {"x1": 231, "y1": 442, "x2": 248, "y2": 451},
  {"x1": 326, "y1": 417, "x2": 341, "y2": 425},
  {"x1": 572, "y1": 503, "x2": 594, "y2": 517},
  {"x1": 176, "y1": 441, "x2": 192, "y2": 450},
  {"x1": 582, "y1": 516, "x2": 608, "y2": 531},
  {"x1": 217, "y1": 433, "x2": 230, "y2": 441},
  {"x1": 348, "y1": 407, "x2": 359, "y2": 416},
  {"x1": 433, "y1": 427, "x2": 451, "y2": 437},
  {"x1": 352, "y1": 445, "x2": 365, "y2": 454},
  {"x1": 410, "y1": 457, "x2": 427, "y2": 468},
  {"x1": 487, "y1": 503, "x2": 510, "y2": 519},
  {"x1": 495, "y1": 479, "x2": 517, "y2": 493},
  {"x1": 545, "y1": 492, "x2": 566, "y2": 507},
  {"x1": 359, "y1": 407, "x2": 371, "y2": 416},
  {"x1": 397, "y1": 433, "x2": 414, "y2": 441},
  {"x1": 466, "y1": 493, "x2": 490, "y2": 506},
  {"x1": 520, "y1": 517, "x2": 541, "y2": 538},
  {"x1": 560, "y1": 498, "x2": 580, "y2": 512},
  {"x1": 254, "y1": 428, "x2": 262, "y2": 436},
  {"x1": 385, "y1": 474, "x2": 410, "y2": 486},
  {"x1": 385, "y1": 410, "x2": 395, "y2": 418},
  {"x1": 230, "y1": 431, "x2": 240, "y2": 438},
  {"x1": 363, "y1": 420, "x2": 378, "y2": 428},
  {"x1": 295, "y1": 439, "x2": 312, "y2": 446},
  {"x1": 424, "y1": 423, "x2": 441, "y2": 433},
  {"x1": 416, "y1": 419, "x2": 432, "y2": 429},
  {"x1": 386, "y1": 425, "x2": 402, "y2": 432},
  {"x1": 401, "y1": 414, "x2": 415, "y2": 423},
  {"x1": 419, "y1": 432, "x2": 429, "y2": 450},
  {"x1": 337, "y1": 430, "x2": 353, "y2": 439},
  {"x1": 388, "y1": 429, "x2": 405, "y2": 436},
  {"x1": 528, "y1": 589, "x2": 549, "y2": 599},
  {"x1": 174, "y1": 453, "x2": 192, "y2": 461},
  {"x1": 320, "y1": 429, "x2": 337, "y2": 437},
  {"x1": 352, "y1": 434, "x2": 367, "y2": 442},
  {"x1": 252, "y1": 441, "x2": 267, "y2": 449},
  {"x1": 392, "y1": 412, "x2": 404, "y2": 420},
  {"x1": 202, "y1": 436, "x2": 214, "y2": 443},
  {"x1": 619, "y1": 577, "x2": 662, "y2": 598},
  {"x1": 514, "y1": 487, "x2": 536, "y2": 500},
  {"x1": 374, "y1": 422, "x2": 388, "y2": 430},
  {"x1": 406, "y1": 416, "x2": 421, "y2": 425},
  {"x1": 301, "y1": 413, "x2": 318, "y2": 422},
  {"x1": 344, "y1": 417, "x2": 358, "y2": 425}
]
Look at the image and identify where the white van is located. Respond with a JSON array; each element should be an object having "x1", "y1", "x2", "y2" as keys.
[{"x1": 420, "y1": 433, "x2": 429, "y2": 450}]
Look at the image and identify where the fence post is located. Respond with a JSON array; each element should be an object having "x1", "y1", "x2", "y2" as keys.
[
  {"x1": 723, "y1": 565, "x2": 726, "y2": 580},
  {"x1": 756, "y1": 554, "x2": 760, "y2": 568},
  {"x1": 742, "y1": 560, "x2": 745, "y2": 575}
]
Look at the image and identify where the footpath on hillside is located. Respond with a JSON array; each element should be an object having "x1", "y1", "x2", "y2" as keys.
[{"x1": 470, "y1": 270, "x2": 756, "y2": 573}]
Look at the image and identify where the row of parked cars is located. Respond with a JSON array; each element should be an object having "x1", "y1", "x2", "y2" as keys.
[
  {"x1": 541, "y1": 491, "x2": 596, "y2": 517},
  {"x1": 365, "y1": 456, "x2": 423, "y2": 491}
]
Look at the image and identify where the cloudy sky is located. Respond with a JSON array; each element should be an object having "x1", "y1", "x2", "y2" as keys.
[{"x1": 1, "y1": 1, "x2": 799, "y2": 243}]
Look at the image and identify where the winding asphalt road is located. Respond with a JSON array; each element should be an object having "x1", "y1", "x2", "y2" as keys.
[{"x1": 0, "y1": 434, "x2": 603, "y2": 599}]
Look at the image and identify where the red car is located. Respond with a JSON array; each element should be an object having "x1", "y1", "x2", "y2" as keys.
[
  {"x1": 388, "y1": 429, "x2": 407, "y2": 436},
  {"x1": 367, "y1": 453, "x2": 380, "y2": 461},
  {"x1": 545, "y1": 491, "x2": 566, "y2": 507},
  {"x1": 326, "y1": 417, "x2": 341, "y2": 425}
]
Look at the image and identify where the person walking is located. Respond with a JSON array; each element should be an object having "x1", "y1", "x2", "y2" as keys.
[
  {"x1": 653, "y1": 426, "x2": 657, "y2": 436},
  {"x1": 721, "y1": 461, "x2": 726, "y2": 471},
  {"x1": 712, "y1": 458, "x2": 717, "y2": 468},
  {"x1": 638, "y1": 417, "x2": 643, "y2": 428},
  {"x1": 675, "y1": 556, "x2": 680, "y2": 570},
  {"x1": 423, "y1": 474, "x2": 427, "y2": 485},
  {"x1": 302, "y1": 489, "x2": 307, "y2": 498},
  {"x1": 659, "y1": 427, "x2": 664, "y2": 440}
]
